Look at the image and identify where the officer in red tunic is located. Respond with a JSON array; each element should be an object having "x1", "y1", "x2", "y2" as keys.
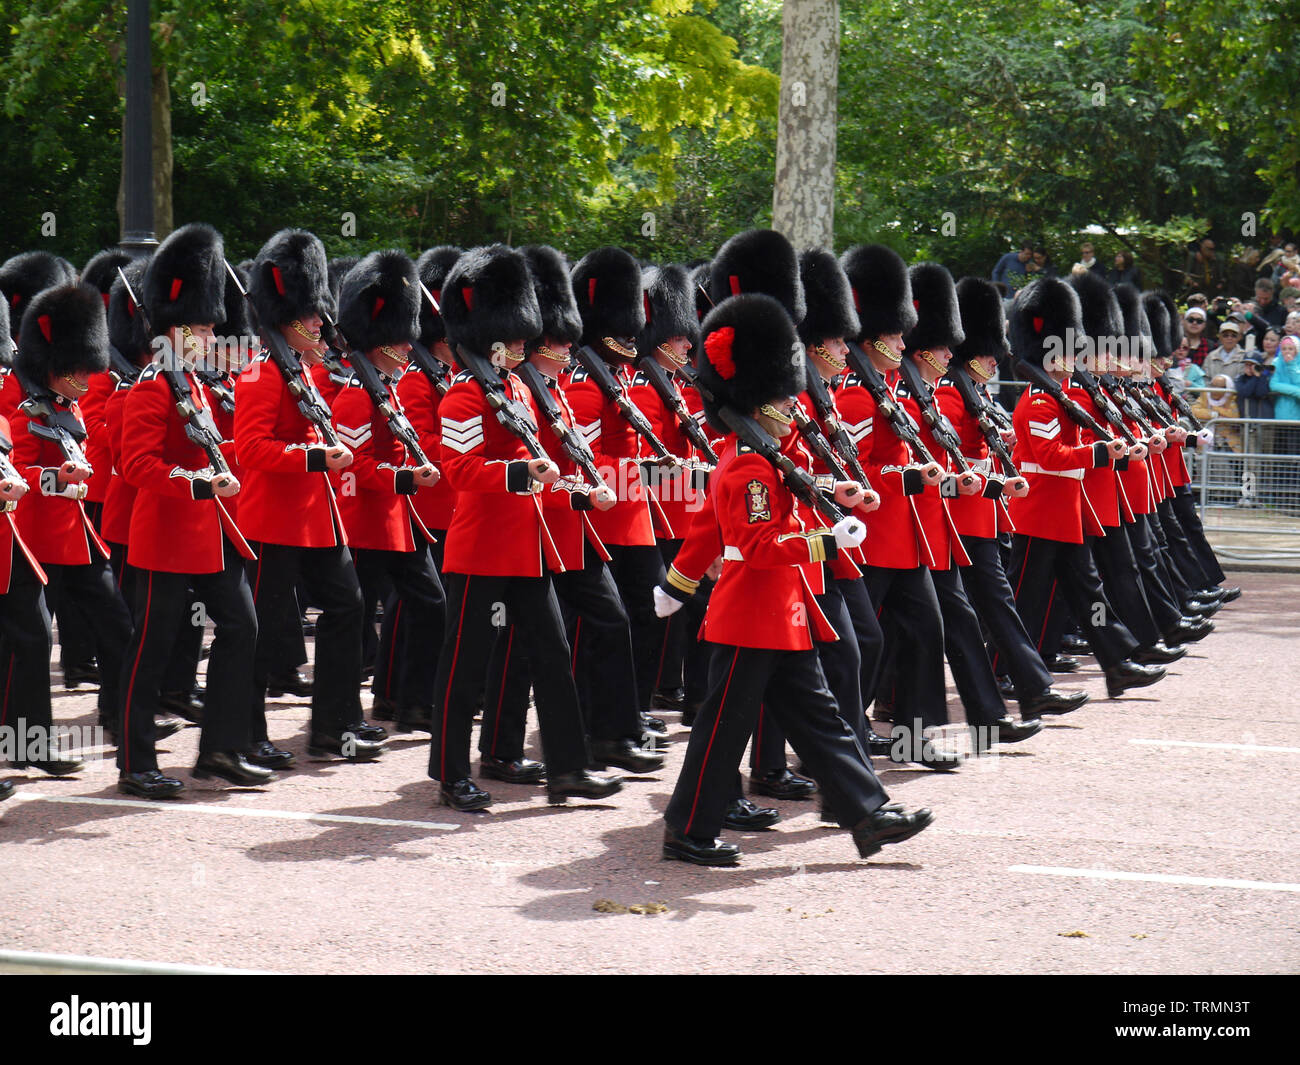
[
  {"x1": 477, "y1": 244, "x2": 662, "y2": 778},
  {"x1": 331, "y1": 250, "x2": 445, "y2": 734},
  {"x1": 1005, "y1": 277, "x2": 1165, "y2": 699},
  {"x1": 429, "y1": 244, "x2": 620, "y2": 810},
  {"x1": 662, "y1": 291, "x2": 933, "y2": 866},
  {"x1": 236, "y1": 229, "x2": 382, "y2": 765}
]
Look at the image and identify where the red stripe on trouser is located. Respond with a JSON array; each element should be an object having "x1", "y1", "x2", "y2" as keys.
[
  {"x1": 252, "y1": 553, "x2": 263, "y2": 601},
  {"x1": 382, "y1": 600, "x2": 403, "y2": 699},
  {"x1": 488, "y1": 626, "x2": 514, "y2": 756},
  {"x1": 122, "y1": 571, "x2": 155, "y2": 775},
  {"x1": 684, "y1": 648, "x2": 742, "y2": 836},
  {"x1": 1035, "y1": 580, "x2": 1057, "y2": 651},
  {"x1": 438, "y1": 576, "x2": 471, "y2": 781},
  {"x1": 1013, "y1": 539, "x2": 1033, "y2": 601}
]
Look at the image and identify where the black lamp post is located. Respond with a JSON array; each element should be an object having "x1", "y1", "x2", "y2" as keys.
[{"x1": 120, "y1": 0, "x2": 157, "y2": 251}]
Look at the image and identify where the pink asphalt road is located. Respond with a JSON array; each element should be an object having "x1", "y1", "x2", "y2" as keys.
[{"x1": 2, "y1": 573, "x2": 1296, "y2": 974}]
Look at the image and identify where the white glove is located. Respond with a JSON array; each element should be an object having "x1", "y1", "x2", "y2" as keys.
[
  {"x1": 653, "y1": 586, "x2": 684, "y2": 618},
  {"x1": 1195, "y1": 428, "x2": 1213, "y2": 448},
  {"x1": 832, "y1": 515, "x2": 866, "y2": 549}
]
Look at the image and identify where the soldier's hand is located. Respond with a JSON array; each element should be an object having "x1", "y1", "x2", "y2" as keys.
[
  {"x1": 1129, "y1": 442, "x2": 1149, "y2": 461},
  {"x1": 0, "y1": 478, "x2": 27, "y2": 502},
  {"x1": 999, "y1": 428, "x2": 1016, "y2": 447},
  {"x1": 213, "y1": 474, "x2": 241, "y2": 498},
  {"x1": 1105, "y1": 438, "x2": 1127, "y2": 459},
  {"x1": 834, "y1": 480, "x2": 866, "y2": 507},
  {"x1": 591, "y1": 484, "x2": 617, "y2": 511},
  {"x1": 325, "y1": 445, "x2": 353, "y2": 470},
  {"x1": 413, "y1": 463, "x2": 439, "y2": 487},
  {"x1": 855, "y1": 488, "x2": 881, "y2": 515},
  {"x1": 1005, "y1": 476, "x2": 1029, "y2": 499},
  {"x1": 60, "y1": 460, "x2": 91, "y2": 484},
  {"x1": 1148, "y1": 433, "x2": 1168, "y2": 454},
  {"x1": 705, "y1": 556, "x2": 723, "y2": 581},
  {"x1": 653, "y1": 586, "x2": 684, "y2": 618},
  {"x1": 831, "y1": 515, "x2": 867, "y2": 549},
  {"x1": 919, "y1": 461, "x2": 944, "y2": 486},
  {"x1": 1168, "y1": 426, "x2": 1190, "y2": 445},
  {"x1": 956, "y1": 471, "x2": 983, "y2": 496},
  {"x1": 528, "y1": 458, "x2": 560, "y2": 484}
]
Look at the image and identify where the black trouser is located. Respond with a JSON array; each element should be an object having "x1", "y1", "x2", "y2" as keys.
[
  {"x1": 44, "y1": 557, "x2": 131, "y2": 726},
  {"x1": 1156, "y1": 497, "x2": 1211, "y2": 594},
  {"x1": 54, "y1": 504, "x2": 100, "y2": 674},
  {"x1": 751, "y1": 576, "x2": 876, "y2": 771},
  {"x1": 1091, "y1": 523, "x2": 1162, "y2": 650},
  {"x1": 682, "y1": 581, "x2": 714, "y2": 711},
  {"x1": 248, "y1": 541, "x2": 364, "y2": 738},
  {"x1": 1124, "y1": 515, "x2": 1186, "y2": 634},
  {"x1": 1171, "y1": 485, "x2": 1225, "y2": 585},
  {"x1": 930, "y1": 565, "x2": 1006, "y2": 726},
  {"x1": 0, "y1": 547, "x2": 54, "y2": 734},
  {"x1": 861, "y1": 565, "x2": 947, "y2": 729},
  {"x1": 375, "y1": 530, "x2": 446, "y2": 706},
  {"x1": 111, "y1": 543, "x2": 203, "y2": 698},
  {"x1": 603, "y1": 544, "x2": 666, "y2": 715},
  {"x1": 355, "y1": 535, "x2": 445, "y2": 713},
  {"x1": 1007, "y1": 534, "x2": 1138, "y2": 670},
  {"x1": 119, "y1": 540, "x2": 256, "y2": 774},
  {"x1": 429, "y1": 571, "x2": 588, "y2": 783},
  {"x1": 1145, "y1": 506, "x2": 1195, "y2": 606},
  {"x1": 665, "y1": 644, "x2": 888, "y2": 839},
  {"x1": 964, "y1": 536, "x2": 1054, "y2": 700}
]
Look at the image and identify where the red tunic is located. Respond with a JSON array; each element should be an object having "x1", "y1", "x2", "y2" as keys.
[
  {"x1": 627, "y1": 367, "x2": 705, "y2": 541},
  {"x1": 1070, "y1": 386, "x2": 1127, "y2": 534},
  {"x1": 100, "y1": 385, "x2": 136, "y2": 546},
  {"x1": 933, "y1": 381, "x2": 1014, "y2": 540},
  {"x1": 397, "y1": 365, "x2": 458, "y2": 533},
  {"x1": 0, "y1": 414, "x2": 47, "y2": 592},
  {"x1": 80, "y1": 370, "x2": 115, "y2": 505},
  {"x1": 893, "y1": 380, "x2": 971, "y2": 570}
]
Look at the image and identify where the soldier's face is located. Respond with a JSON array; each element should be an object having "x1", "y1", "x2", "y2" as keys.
[
  {"x1": 755, "y1": 397, "x2": 795, "y2": 438},
  {"x1": 49, "y1": 369, "x2": 92, "y2": 400}
]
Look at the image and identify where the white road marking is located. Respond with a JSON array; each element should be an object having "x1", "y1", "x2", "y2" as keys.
[
  {"x1": 9, "y1": 792, "x2": 458, "y2": 831},
  {"x1": 1010, "y1": 865, "x2": 1300, "y2": 893},
  {"x1": 0, "y1": 947, "x2": 276, "y2": 975},
  {"x1": 1129, "y1": 738, "x2": 1300, "y2": 754}
]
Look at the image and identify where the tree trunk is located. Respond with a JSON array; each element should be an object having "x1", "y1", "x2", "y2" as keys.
[
  {"x1": 152, "y1": 61, "x2": 173, "y2": 239},
  {"x1": 772, "y1": 0, "x2": 838, "y2": 250}
]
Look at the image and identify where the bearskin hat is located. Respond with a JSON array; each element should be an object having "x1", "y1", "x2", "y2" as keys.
[
  {"x1": 521, "y1": 245, "x2": 582, "y2": 346},
  {"x1": 904, "y1": 262, "x2": 964, "y2": 353},
  {"x1": 953, "y1": 277, "x2": 1010, "y2": 363},
  {"x1": 695, "y1": 293, "x2": 805, "y2": 434},
  {"x1": 796, "y1": 249, "x2": 858, "y2": 346},
  {"x1": 251, "y1": 229, "x2": 333, "y2": 333},
  {"x1": 81, "y1": 249, "x2": 135, "y2": 307},
  {"x1": 1114, "y1": 282, "x2": 1154, "y2": 366},
  {"x1": 0, "y1": 290, "x2": 11, "y2": 368},
  {"x1": 639, "y1": 264, "x2": 700, "y2": 358},
  {"x1": 440, "y1": 245, "x2": 542, "y2": 355},
  {"x1": 1141, "y1": 292, "x2": 1174, "y2": 362},
  {"x1": 336, "y1": 250, "x2": 420, "y2": 353},
  {"x1": 216, "y1": 260, "x2": 254, "y2": 342},
  {"x1": 1008, "y1": 277, "x2": 1083, "y2": 369},
  {"x1": 327, "y1": 257, "x2": 358, "y2": 304},
  {"x1": 0, "y1": 251, "x2": 78, "y2": 341},
  {"x1": 572, "y1": 246, "x2": 645, "y2": 346},
  {"x1": 839, "y1": 244, "x2": 916, "y2": 340},
  {"x1": 1068, "y1": 269, "x2": 1122, "y2": 345},
  {"x1": 107, "y1": 257, "x2": 151, "y2": 362},
  {"x1": 689, "y1": 261, "x2": 713, "y2": 322},
  {"x1": 708, "y1": 229, "x2": 804, "y2": 324},
  {"x1": 142, "y1": 222, "x2": 225, "y2": 335},
  {"x1": 414, "y1": 246, "x2": 463, "y2": 345},
  {"x1": 15, "y1": 283, "x2": 109, "y2": 383}
]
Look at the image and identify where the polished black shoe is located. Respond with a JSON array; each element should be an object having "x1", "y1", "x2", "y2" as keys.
[
  {"x1": 267, "y1": 670, "x2": 313, "y2": 698},
  {"x1": 680, "y1": 706, "x2": 698, "y2": 728},
  {"x1": 1133, "y1": 641, "x2": 1187, "y2": 665},
  {"x1": 546, "y1": 770, "x2": 622, "y2": 804},
  {"x1": 1105, "y1": 660, "x2": 1167, "y2": 698},
  {"x1": 153, "y1": 716, "x2": 185, "y2": 740},
  {"x1": 1060, "y1": 632, "x2": 1091, "y2": 653},
  {"x1": 245, "y1": 741, "x2": 295, "y2": 770},
  {"x1": 867, "y1": 730, "x2": 895, "y2": 757},
  {"x1": 988, "y1": 717, "x2": 1044, "y2": 744},
  {"x1": 370, "y1": 695, "x2": 398, "y2": 721},
  {"x1": 118, "y1": 769, "x2": 184, "y2": 799},
  {"x1": 158, "y1": 689, "x2": 204, "y2": 723},
  {"x1": 821, "y1": 799, "x2": 905, "y2": 824},
  {"x1": 749, "y1": 768, "x2": 818, "y2": 800},
  {"x1": 1194, "y1": 585, "x2": 1227, "y2": 603},
  {"x1": 851, "y1": 806, "x2": 934, "y2": 857},
  {"x1": 663, "y1": 828, "x2": 739, "y2": 866},
  {"x1": 1046, "y1": 654, "x2": 1080, "y2": 673},
  {"x1": 439, "y1": 778, "x2": 492, "y2": 811},
  {"x1": 1020, "y1": 687, "x2": 1090, "y2": 719},
  {"x1": 305, "y1": 730, "x2": 384, "y2": 761},
  {"x1": 892, "y1": 744, "x2": 962, "y2": 772},
  {"x1": 0, "y1": 779, "x2": 13, "y2": 802},
  {"x1": 62, "y1": 662, "x2": 100, "y2": 690},
  {"x1": 193, "y1": 751, "x2": 275, "y2": 787},
  {"x1": 347, "y1": 719, "x2": 389, "y2": 742},
  {"x1": 650, "y1": 687, "x2": 685, "y2": 712},
  {"x1": 996, "y1": 674, "x2": 1015, "y2": 698},
  {"x1": 724, "y1": 797, "x2": 781, "y2": 830},
  {"x1": 479, "y1": 755, "x2": 546, "y2": 784},
  {"x1": 1214, "y1": 585, "x2": 1241, "y2": 604},
  {"x1": 1164, "y1": 617, "x2": 1213, "y2": 645},
  {"x1": 393, "y1": 708, "x2": 430, "y2": 735},
  {"x1": 1184, "y1": 597, "x2": 1221, "y2": 617},
  {"x1": 639, "y1": 711, "x2": 668, "y2": 736},
  {"x1": 13, "y1": 753, "x2": 84, "y2": 777},
  {"x1": 589, "y1": 738, "x2": 664, "y2": 774}
]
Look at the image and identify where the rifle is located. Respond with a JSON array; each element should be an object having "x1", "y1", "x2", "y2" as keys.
[
  {"x1": 1099, "y1": 374, "x2": 1159, "y2": 437},
  {"x1": 803, "y1": 364, "x2": 870, "y2": 485},
  {"x1": 16, "y1": 373, "x2": 93, "y2": 474},
  {"x1": 107, "y1": 343, "x2": 141, "y2": 387},
  {"x1": 843, "y1": 340, "x2": 939, "y2": 467},
  {"x1": 945, "y1": 365, "x2": 1022, "y2": 478},
  {"x1": 791, "y1": 401, "x2": 850, "y2": 481},
  {"x1": 408, "y1": 338, "x2": 451, "y2": 397},
  {"x1": 1130, "y1": 377, "x2": 1180, "y2": 430},
  {"x1": 1015, "y1": 359, "x2": 1114, "y2": 441},
  {"x1": 516, "y1": 360, "x2": 603, "y2": 487},
  {"x1": 196, "y1": 369, "x2": 236, "y2": 414},
  {"x1": 573, "y1": 343, "x2": 676, "y2": 464},
  {"x1": 1150, "y1": 375, "x2": 1201, "y2": 429},
  {"x1": 115, "y1": 267, "x2": 234, "y2": 483},
  {"x1": 324, "y1": 312, "x2": 433, "y2": 468},
  {"x1": 1071, "y1": 365, "x2": 1137, "y2": 445},
  {"x1": 896, "y1": 355, "x2": 992, "y2": 495},
  {"x1": 635, "y1": 354, "x2": 719, "y2": 464}
]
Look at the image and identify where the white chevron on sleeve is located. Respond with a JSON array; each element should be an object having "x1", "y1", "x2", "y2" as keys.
[
  {"x1": 441, "y1": 415, "x2": 485, "y2": 454},
  {"x1": 336, "y1": 423, "x2": 373, "y2": 450},
  {"x1": 576, "y1": 419, "x2": 602, "y2": 449},
  {"x1": 1028, "y1": 418, "x2": 1061, "y2": 441},
  {"x1": 842, "y1": 418, "x2": 873, "y2": 445}
]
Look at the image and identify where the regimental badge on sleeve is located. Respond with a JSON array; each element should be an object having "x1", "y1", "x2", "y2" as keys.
[{"x1": 746, "y1": 478, "x2": 771, "y2": 523}]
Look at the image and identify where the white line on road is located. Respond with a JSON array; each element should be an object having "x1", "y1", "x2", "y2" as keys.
[
  {"x1": 1129, "y1": 738, "x2": 1300, "y2": 754},
  {"x1": 9, "y1": 792, "x2": 458, "y2": 831},
  {"x1": 0, "y1": 947, "x2": 277, "y2": 976},
  {"x1": 1010, "y1": 865, "x2": 1300, "y2": 893}
]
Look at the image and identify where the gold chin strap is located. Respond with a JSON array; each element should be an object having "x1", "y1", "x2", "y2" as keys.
[
  {"x1": 379, "y1": 345, "x2": 410, "y2": 365},
  {"x1": 490, "y1": 341, "x2": 525, "y2": 368},
  {"x1": 290, "y1": 319, "x2": 322, "y2": 343},
  {"x1": 61, "y1": 374, "x2": 89, "y2": 394},
  {"x1": 966, "y1": 359, "x2": 994, "y2": 381},
  {"x1": 180, "y1": 325, "x2": 207, "y2": 368},
  {"x1": 535, "y1": 344, "x2": 569, "y2": 367},
  {"x1": 602, "y1": 336, "x2": 637, "y2": 360},
  {"x1": 657, "y1": 342, "x2": 690, "y2": 367},
  {"x1": 919, "y1": 349, "x2": 948, "y2": 376},
  {"x1": 811, "y1": 344, "x2": 846, "y2": 374},
  {"x1": 758, "y1": 402, "x2": 794, "y2": 426},
  {"x1": 871, "y1": 339, "x2": 902, "y2": 365}
]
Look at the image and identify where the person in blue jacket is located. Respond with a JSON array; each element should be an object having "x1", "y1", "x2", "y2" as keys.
[{"x1": 1268, "y1": 335, "x2": 1300, "y2": 463}]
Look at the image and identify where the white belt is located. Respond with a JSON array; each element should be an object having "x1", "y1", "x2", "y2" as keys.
[
  {"x1": 1020, "y1": 462, "x2": 1084, "y2": 481},
  {"x1": 723, "y1": 546, "x2": 744, "y2": 562}
]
